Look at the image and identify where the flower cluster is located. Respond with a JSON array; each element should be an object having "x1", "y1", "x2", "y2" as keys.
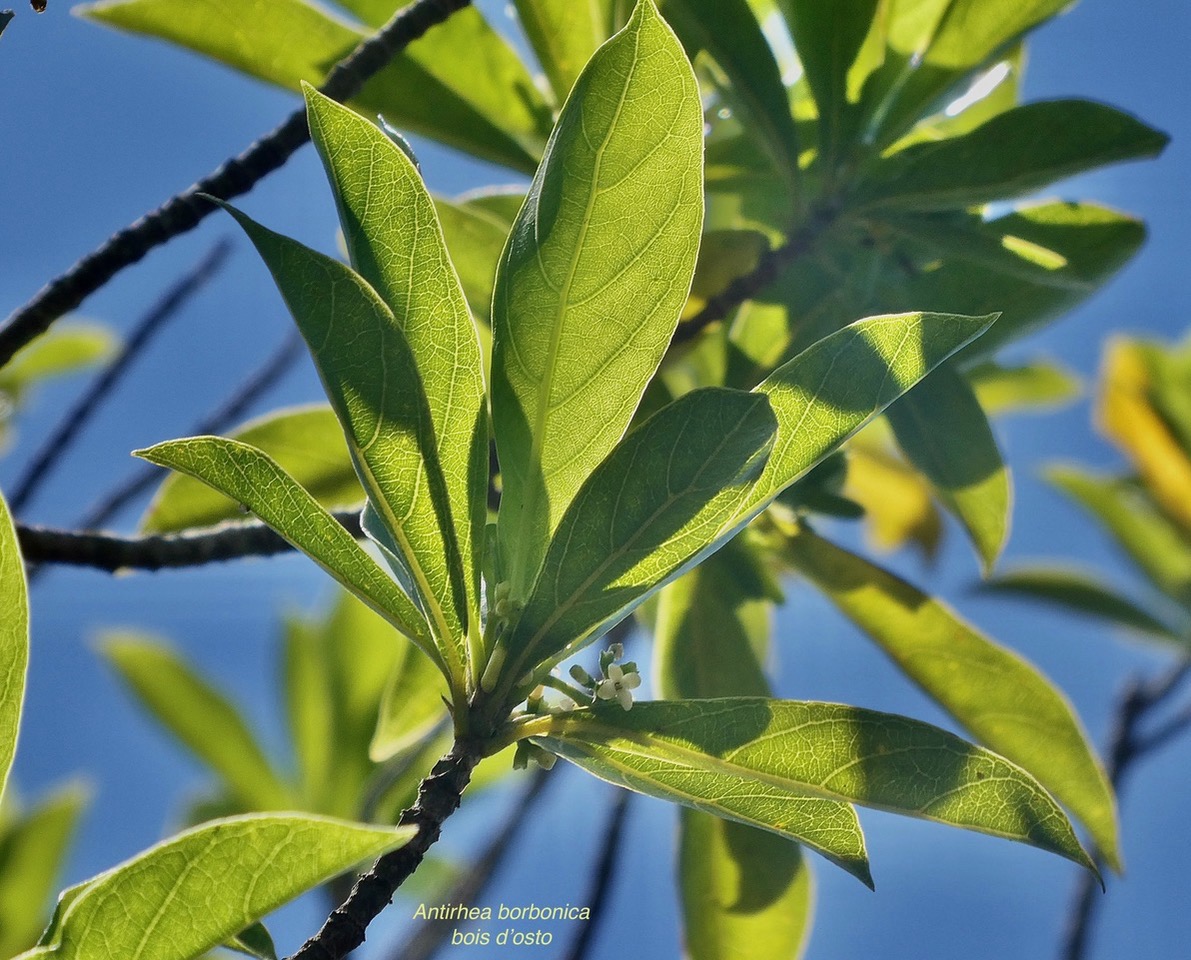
[{"x1": 569, "y1": 643, "x2": 642, "y2": 712}]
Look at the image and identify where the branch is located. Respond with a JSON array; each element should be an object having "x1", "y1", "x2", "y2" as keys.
[
  {"x1": 1060, "y1": 656, "x2": 1191, "y2": 960},
  {"x1": 562, "y1": 789, "x2": 632, "y2": 960},
  {"x1": 8, "y1": 241, "x2": 232, "y2": 515},
  {"x1": 670, "y1": 203, "x2": 839, "y2": 348},
  {"x1": 74, "y1": 329, "x2": 304, "y2": 531},
  {"x1": 0, "y1": 0, "x2": 472, "y2": 370},
  {"x1": 17, "y1": 509, "x2": 362, "y2": 572},
  {"x1": 289, "y1": 739, "x2": 483, "y2": 960},
  {"x1": 384, "y1": 767, "x2": 553, "y2": 960}
]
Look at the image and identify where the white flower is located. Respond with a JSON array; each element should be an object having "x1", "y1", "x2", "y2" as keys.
[{"x1": 595, "y1": 663, "x2": 641, "y2": 711}]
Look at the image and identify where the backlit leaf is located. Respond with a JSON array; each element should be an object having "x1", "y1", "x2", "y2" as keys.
[
  {"x1": 513, "y1": 0, "x2": 613, "y2": 101},
  {"x1": 0, "y1": 490, "x2": 26, "y2": 804}
]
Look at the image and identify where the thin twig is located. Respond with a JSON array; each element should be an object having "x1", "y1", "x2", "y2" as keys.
[
  {"x1": 562, "y1": 789, "x2": 632, "y2": 960},
  {"x1": 671, "y1": 204, "x2": 839, "y2": 348},
  {"x1": 74, "y1": 329, "x2": 305, "y2": 531},
  {"x1": 289, "y1": 739, "x2": 483, "y2": 960},
  {"x1": 0, "y1": 0, "x2": 472, "y2": 370},
  {"x1": 385, "y1": 767, "x2": 553, "y2": 960},
  {"x1": 17, "y1": 509, "x2": 362, "y2": 572},
  {"x1": 1060, "y1": 655, "x2": 1191, "y2": 960},
  {"x1": 8, "y1": 241, "x2": 232, "y2": 515}
]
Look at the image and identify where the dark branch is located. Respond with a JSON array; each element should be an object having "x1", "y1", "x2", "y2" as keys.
[
  {"x1": 8, "y1": 241, "x2": 232, "y2": 515},
  {"x1": 74, "y1": 329, "x2": 305, "y2": 531},
  {"x1": 289, "y1": 739, "x2": 483, "y2": 960},
  {"x1": 0, "y1": 0, "x2": 472, "y2": 370},
  {"x1": 1060, "y1": 655, "x2": 1191, "y2": 960},
  {"x1": 562, "y1": 789, "x2": 632, "y2": 960},
  {"x1": 384, "y1": 767, "x2": 553, "y2": 960},
  {"x1": 670, "y1": 204, "x2": 839, "y2": 348},
  {"x1": 17, "y1": 509, "x2": 362, "y2": 572}
]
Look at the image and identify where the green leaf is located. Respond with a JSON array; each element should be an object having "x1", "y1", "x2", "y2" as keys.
[
  {"x1": 968, "y1": 360, "x2": 1081, "y2": 416},
  {"x1": 739, "y1": 311, "x2": 997, "y2": 519},
  {"x1": 102, "y1": 634, "x2": 290, "y2": 811},
  {"x1": 77, "y1": 0, "x2": 552, "y2": 172},
  {"x1": 134, "y1": 436, "x2": 437, "y2": 669},
  {"x1": 775, "y1": 0, "x2": 879, "y2": 164},
  {"x1": 0, "y1": 490, "x2": 27, "y2": 804},
  {"x1": 224, "y1": 922, "x2": 277, "y2": 960},
  {"x1": 784, "y1": 528, "x2": 1120, "y2": 870},
  {"x1": 282, "y1": 616, "x2": 337, "y2": 815},
  {"x1": 984, "y1": 566, "x2": 1188, "y2": 645},
  {"x1": 20, "y1": 814, "x2": 415, "y2": 960},
  {"x1": 1048, "y1": 466, "x2": 1191, "y2": 610},
  {"x1": 886, "y1": 364, "x2": 1010, "y2": 574},
  {"x1": 491, "y1": 0, "x2": 705, "y2": 596},
  {"x1": 513, "y1": 0, "x2": 613, "y2": 101},
  {"x1": 432, "y1": 195, "x2": 512, "y2": 326},
  {"x1": 0, "y1": 322, "x2": 117, "y2": 399},
  {"x1": 141, "y1": 405, "x2": 361, "y2": 533},
  {"x1": 859, "y1": 100, "x2": 1168, "y2": 211},
  {"x1": 500, "y1": 388, "x2": 777, "y2": 687},
  {"x1": 370, "y1": 642, "x2": 448, "y2": 762},
  {"x1": 0, "y1": 784, "x2": 89, "y2": 958},
  {"x1": 305, "y1": 87, "x2": 489, "y2": 646},
  {"x1": 214, "y1": 202, "x2": 468, "y2": 683},
  {"x1": 679, "y1": 811, "x2": 814, "y2": 960},
  {"x1": 533, "y1": 699, "x2": 1098, "y2": 881}
]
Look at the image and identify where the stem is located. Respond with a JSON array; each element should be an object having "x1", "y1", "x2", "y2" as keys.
[
  {"x1": 7, "y1": 241, "x2": 232, "y2": 515},
  {"x1": 289, "y1": 739, "x2": 483, "y2": 960},
  {"x1": 0, "y1": 0, "x2": 472, "y2": 371}
]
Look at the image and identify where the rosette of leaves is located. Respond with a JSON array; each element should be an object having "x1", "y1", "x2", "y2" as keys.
[
  {"x1": 986, "y1": 332, "x2": 1191, "y2": 648},
  {"x1": 77, "y1": 6, "x2": 1128, "y2": 958},
  {"x1": 77, "y1": 0, "x2": 1166, "y2": 578}
]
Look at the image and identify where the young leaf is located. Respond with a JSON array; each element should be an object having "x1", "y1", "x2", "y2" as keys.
[
  {"x1": 0, "y1": 784, "x2": 89, "y2": 958},
  {"x1": 885, "y1": 364, "x2": 1011, "y2": 574},
  {"x1": 784, "y1": 528, "x2": 1121, "y2": 870},
  {"x1": 141, "y1": 406, "x2": 361, "y2": 533},
  {"x1": 77, "y1": 0, "x2": 552, "y2": 172},
  {"x1": 984, "y1": 566, "x2": 1188, "y2": 646},
  {"x1": 858, "y1": 100, "x2": 1168, "y2": 211},
  {"x1": 134, "y1": 437, "x2": 438, "y2": 668},
  {"x1": 533, "y1": 699, "x2": 1098, "y2": 880},
  {"x1": 491, "y1": 0, "x2": 704, "y2": 597},
  {"x1": 0, "y1": 489, "x2": 27, "y2": 804},
  {"x1": 501, "y1": 388, "x2": 777, "y2": 686},
  {"x1": 1047, "y1": 467, "x2": 1191, "y2": 610},
  {"x1": 19, "y1": 814, "x2": 415, "y2": 960},
  {"x1": 215, "y1": 202, "x2": 469, "y2": 680},
  {"x1": 102, "y1": 634, "x2": 290, "y2": 811},
  {"x1": 305, "y1": 87, "x2": 489, "y2": 641}
]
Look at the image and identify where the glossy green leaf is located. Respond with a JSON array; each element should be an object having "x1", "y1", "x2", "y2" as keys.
[
  {"x1": 0, "y1": 784, "x2": 88, "y2": 958},
  {"x1": 886, "y1": 364, "x2": 1010, "y2": 573},
  {"x1": 102, "y1": 634, "x2": 290, "y2": 811},
  {"x1": 739, "y1": 311, "x2": 997, "y2": 520},
  {"x1": 306, "y1": 87, "x2": 488, "y2": 642},
  {"x1": 77, "y1": 0, "x2": 552, "y2": 172},
  {"x1": 680, "y1": 812, "x2": 814, "y2": 960},
  {"x1": 1048, "y1": 466, "x2": 1191, "y2": 610},
  {"x1": 216, "y1": 202, "x2": 468, "y2": 680},
  {"x1": 657, "y1": 542, "x2": 825, "y2": 960},
  {"x1": 984, "y1": 566, "x2": 1188, "y2": 645},
  {"x1": 785, "y1": 528, "x2": 1120, "y2": 870},
  {"x1": 860, "y1": 101, "x2": 1168, "y2": 211},
  {"x1": 661, "y1": 0, "x2": 800, "y2": 182},
  {"x1": 501, "y1": 388, "x2": 777, "y2": 687},
  {"x1": 134, "y1": 436, "x2": 437, "y2": 667},
  {"x1": 0, "y1": 322, "x2": 117, "y2": 400},
  {"x1": 141, "y1": 406, "x2": 361, "y2": 533},
  {"x1": 968, "y1": 360, "x2": 1081, "y2": 416},
  {"x1": 513, "y1": 0, "x2": 613, "y2": 101},
  {"x1": 491, "y1": 0, "x2": 704, "y2": 597},
  {"x1": 20, "y1": 814, "x2": 415, "y2": 960},
  {"x1": 0, "y1": 490, "x2": 26, "y2": 804},
  {"x1": 535, "y1": 698, "x2": 1097, "y2": 882},
  {"x1": 776, "y1": 0, "x2": 879, "y2": 163}
]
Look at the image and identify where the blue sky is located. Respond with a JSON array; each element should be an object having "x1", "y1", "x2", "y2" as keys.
[{"x1": 1, "y1": 1, "x2": 1189, "y2": 958}]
